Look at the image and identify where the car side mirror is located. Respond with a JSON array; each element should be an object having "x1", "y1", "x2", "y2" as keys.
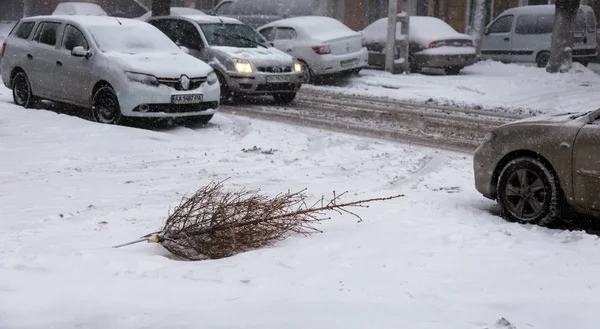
[
  {"x1": 208, "y1": 9, "x2": 216, "y2": 16},
  {"x1": 484, "y1": 27, "x2": 490, "y2": 35},
  {"x1": 269, "y1": 42, "x2": 274, "y2": 47},
  {"x1": 71, "y1": 46, "x2": 90, "y2": 59},
  {"x1": 180, "y1": 46, "x2": 190, "y2": 54}
]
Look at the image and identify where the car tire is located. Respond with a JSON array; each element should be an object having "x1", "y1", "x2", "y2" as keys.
[
  {"x1": 216, "y1": 72, "x2": 239, "y2": 105},
  {"x1": 496, "y1": 157, "x2": 561, "y2": 226},
  {"x1": 300, "y1": 61, "x2": 313, "y2": 84},
  {"x1": 536, "y1": 51, "x2": 550, "y2": 68},
  {"x1": 273, "y1": 92, "x2": 296, "y2": 104},
  {"x1": 12, "y1": 72, "x2": 38, "y2": 108},
  {"x1": 444, "y1": 66, "x2": 462, "y2": 75},
  {"x1": 92, "y1": 86, "x2": 123, "y2": 125},
  {"x1": 408, "y1": 56, "x2": 420, "y2": 73}
]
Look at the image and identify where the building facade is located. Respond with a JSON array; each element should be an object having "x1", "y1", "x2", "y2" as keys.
[{"x1": 2, "y1": 0, "x2": 599, "y2": 34}]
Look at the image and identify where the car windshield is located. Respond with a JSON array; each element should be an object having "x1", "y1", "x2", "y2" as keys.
[
  {"x1": 88, "y1": 24, "x2": 180, "y2": 53},
  {"x1": 199, "y1": 23, "x2": 267, "y2": 48}
]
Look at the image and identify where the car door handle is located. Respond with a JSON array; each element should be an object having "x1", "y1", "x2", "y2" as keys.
[
  {"x1": 286, "y1": 49, "x2": 292, "y2": 52},
  {"x1": 504, "y1": 37, "x2": 510, "y2": 42},
  {"x1": 27, "y1": 54, "x2": 33, "y2": 60},
  {"x1": 56, "y1": 60, "x2": 62, "y2": 67}
]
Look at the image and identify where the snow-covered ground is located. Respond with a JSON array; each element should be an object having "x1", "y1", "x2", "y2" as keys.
[
  {"x1": 1, "y1": 85, "x2": 600, "y2": 329},
  {"x1": 309, "y1": 61, "x2": 600, "y2": 115}
]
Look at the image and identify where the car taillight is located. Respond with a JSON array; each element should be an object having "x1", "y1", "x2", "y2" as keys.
[
  {"x1": 1, "y1": 42, "x2": 6, "y2": 58},
  {"x1": 361, "y1": 38, "x2": 366, "y2": 48},
  {"x1": 312, "y1": 45, "x2": 331, "y2": 55},
  {"x1": 428, "y1": 41, "x2": 439, "y2": 49}
]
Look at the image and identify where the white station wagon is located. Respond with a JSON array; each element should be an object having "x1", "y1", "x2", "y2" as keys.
[{"x1": 0, "y1": 15, "x2": 220, "y2": 125}]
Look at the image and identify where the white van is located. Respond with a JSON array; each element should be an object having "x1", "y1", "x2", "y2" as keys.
[{"x1": 481, "y1": 4, "x2": 597, "y2": 67}]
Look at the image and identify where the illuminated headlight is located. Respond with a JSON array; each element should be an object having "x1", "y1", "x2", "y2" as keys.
[
  {"x1": 207, "y1": 71, "x2": 217, "y2": 85},
  {"x1": 125, "y1": 71, "x2": 158, "y2": 86},
  {"x1": 294, "y1": 60, "x2": 302, "y2": 73},
  {"x1": 482, "y1": 131, "x2": 497, "y2": 144},
  {"x1": 234, "y1": 59, "x2": 253, "y2": 73}
]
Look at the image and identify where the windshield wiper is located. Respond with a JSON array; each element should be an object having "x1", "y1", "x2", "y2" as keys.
[
  {"x1": 232, "y1": 34, "x2": 267, "y2": 48},
  {"x1": 213, "y1": 31, "x2": 266, "y2": 48}
]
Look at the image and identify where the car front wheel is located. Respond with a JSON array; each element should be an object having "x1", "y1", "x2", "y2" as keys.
[
  {"x1": 496, "y1": 157, "x2": 561, "y2": 226},
  {"x1": 273, "y1": 92, "x2": 296, "y2": 104},
  {"x1": 92, "y1": 86, "x2": 122, "y2": 125},
  {"x1": 444, "y1": 66, "x2": 462, "y2": 75},
  {"x1": 12, "y1": 72, "x2": 38, "y2": 108}
]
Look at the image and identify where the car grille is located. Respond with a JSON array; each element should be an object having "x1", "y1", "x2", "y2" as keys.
[
  {"x1": 573, "y1": 48, "x2": 597, "y2": 56},
  {"x1": 157, "y1": 77, "x2": 207, "y2": 90},
  {"x1": 255, "y1": 83, "x2": 299, "y2": 91},
  {"x1": 135, "y1": 101, "x2": 219, "y2": 114},
  {"x1": 257, "y1": 66, "x2": 293, "y2": 73}
]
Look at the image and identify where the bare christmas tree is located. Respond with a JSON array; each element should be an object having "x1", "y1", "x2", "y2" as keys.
[{"x1": 114, "y1": 179, "x2": 404, "y2": 260}]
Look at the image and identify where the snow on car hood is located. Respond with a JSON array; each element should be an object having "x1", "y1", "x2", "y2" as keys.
[
  {"x1": 104, "y1": 52, "x2": 213, "y2": 78},
  {"x1": 211, "y1": 46, "x2": 294, "y2": 67},
  {"x1": 503, "y1": 111, "x2": 590, "y2": 127}
]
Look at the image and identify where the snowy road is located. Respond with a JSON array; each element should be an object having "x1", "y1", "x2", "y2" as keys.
[
  {"x1": 2, "y1": 84, "x2": 600, "y2": 329},
  {"x1": 223, "y1": 88, "x2": 523, "y2": 153}
]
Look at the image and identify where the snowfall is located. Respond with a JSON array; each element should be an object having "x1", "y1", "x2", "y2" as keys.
[{"x1": 2, "y1": 24, "x2": 600, "y2": 329}]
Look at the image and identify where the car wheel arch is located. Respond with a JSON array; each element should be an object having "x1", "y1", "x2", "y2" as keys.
[
  {"x1": 491, "y1": 150, "x2": 560, "y2": 199},
  {"x1": 9, "y1": 67, "x2": 26, "y2": 88},
  {"x1": 91, "y1": 81, "x2": 114, "y2": 104}
]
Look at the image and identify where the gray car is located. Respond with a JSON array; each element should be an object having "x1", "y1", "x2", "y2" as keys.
[
  {"x1": 147, "y1": 15, "x2": 304, "y2": 104},
  {"x1": 473, "y1": 109, "x2": 600, "y2": 226}
]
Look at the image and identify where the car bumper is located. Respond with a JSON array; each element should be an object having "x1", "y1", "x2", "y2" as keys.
[
  {"x1": 118, "y1": 81, "x2": 220, "y2": 118},
  {"x1": 224, "y1": 71, "x2": 303, "y2": 94},
  {"x1": 473, "y1": 141, "x2": 500, "y2": 200},
  {"x1": 311, "y1": 48, "x2": 369, "y2": 75},
  {"x1": 414, "y1": 53, "x2": 477, "y2": 68}
]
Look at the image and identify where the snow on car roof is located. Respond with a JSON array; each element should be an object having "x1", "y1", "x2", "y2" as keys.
[
  {"x1": 52, "y1": 2, "x2": 108, "y2": 16},
  {"x1": 28, "y1": 15, "x2": 150, "y2": 28},
  {"x1": 500, "y1": 4, "x2": 592, "y2": 16},
  {"x1": 261, "y1": 16, "x2": 358, "y2": 41},
  {"x1": 188, "y1": 15, "x2": 242, "y2": 24},
  {"x1": 362, "y1": 16, "x2": 471, "y2": 46}
]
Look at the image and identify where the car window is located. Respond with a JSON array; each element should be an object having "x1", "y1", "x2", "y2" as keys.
[
  {"x1": 149, "y1": 19, "x2": 179, "y2": 42},
  {"x1": 200, "y1": 23, "x2": 267, "y2": 47},
  {"x1": 274, "y1": 27, "x2": 297, "y2": 40},
  {"x1": 259, "y1": 27, "x2": 274, "y2": 41},
  {"x1": 488, "y1": 15, "x2": 513, "y2": 34},
  {"x1": 515, "y1": 14, "x2": 537, "y2": 34},
  {"x1": 62, "y1": 25, "x2": 89, "y2": 51},
  {"x1": 33, "y1": 22, "x2": 61, "y2": 46},
  {"x1": 586, "y1": 11, "x2": 596, "y2": 33},
  {"x1": 515, "y1": 14, "x2": 553, "y2": 34},
  {"x1": 536, "y1": 14, "x2": 554, "y2": 34},
  {"x1": 575, "y1": 10, "x2": 586, "y2": 32},
  {"x1": 175, "y1": 20, "x2": 204, "y2": 50},
  {"x1": 14, "y1": 22, "x2": 35, "y2": 39},
  {"x1": 215, "y1": 1, "x2": 234, "y2": 15}
]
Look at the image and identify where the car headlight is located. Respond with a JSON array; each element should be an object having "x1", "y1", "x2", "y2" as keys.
[
  {"x1": 294, "y1": 60, "x2": 302, "y2": 73},
  {"x1": 482, "y1": 131, "x2": 497, "y2": 144},
  {"x1": 125, "y1": 71, "x2": 158, "y2": 86},
  {"x1": 234, "y1": 59, "x2": 253, "y2": 73},
  {"x1": 207, "y1": 71, "x2": 218, "y2": 85}
]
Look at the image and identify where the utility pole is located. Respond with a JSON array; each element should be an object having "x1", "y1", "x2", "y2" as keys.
[
  {"x1": 152, "y1": 0, "x2": 171, "y2": 16},
  {"x1": 384, "y1": 0, "x2": 398, "y2": 73}
]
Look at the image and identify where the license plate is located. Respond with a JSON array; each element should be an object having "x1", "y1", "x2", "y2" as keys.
[
  {"x1": 266, "y1": 75, "x2": 291, "y2": 83},
  {"x1": 171, "y1": 94, "x2": 203, "y2": 104},
  {"x1": 341, "y1": 59, "x2": 358, "y2": 67}
]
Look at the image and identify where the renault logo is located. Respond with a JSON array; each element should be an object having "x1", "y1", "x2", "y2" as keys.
[{"x1": 180, "y1": 75, "x2": 190, "y2": 90}]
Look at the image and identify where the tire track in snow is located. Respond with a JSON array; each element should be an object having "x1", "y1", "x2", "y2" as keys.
[{"x1": 221, "y1": 89, "x2": 523, "y2": 154}]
